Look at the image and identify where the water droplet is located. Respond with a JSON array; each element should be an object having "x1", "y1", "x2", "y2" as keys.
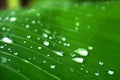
[
  {"x1": 99, "y1": 61, "x2": 104, "y2": 66},
  {"x1": 75, "y1": 48, "x2": 88, "y2": 56},
  {"x1": 23, "y1": 41, "x2": 27, "y2": 44},
  {"x1": 14, "y1": 53, "x2": 19, "y2": 56},
  {"x1": 8, "y1": 59, "x2": 11, "y2": 61},
  {"x1": 32, "y1": 20, "x2": 36, "y2": 24},
  {"x1": 61, "y1": 37, "x2": 66, "y2": 41},
  {"x1": 47, "y1": 54, "x2": 50, "y2": 57},
  {"x1": 37, "y1": 37, "x2": 40, "y2": 40},
  {"x1": 50, "y1": 64, "x2": 56, "y2": 69},
  {"x1": 75, "y1": 22, "x2": 80, "y2": 26},
  {"x1": 28, "y1": 58, "x2": 32, "y2": 60},
  {"x1": 53, "y1": 50, "x2": 63, "y2": 56},
  {"x1": 30, "y1": 46, "x2": 33, "y2": 48},
  {"x1": 49, "y1": 36, "x2": 53, "y2": 40},
  {"x1": 2, "y1": 27, "x2": 6, "y2": 31},
  {"x1": 43, "y1": 41, "x2": 49, "y2": 46},
  {"x1": 72, "y1": 57, "x2": 84, "y2": 63},
  {"x1": 108, "y1": 70, "x2": 114, "y2": 75},
  {"x1": 10, "y1": 17, "x2": 16, "y2": 22},
  {"x1": 43, "y1": 33, "x2": 48, "y2": 38},
  {"x1": 1, "y1": 37, "x2": 13, "y2": 44},
  {"x1": 1, "y1": 57, "x2": 7, "y2": 63},
  {"x1": 95, "y1": 72, "x2": 99, "y2": 76},
  {"x1": 38, "y1": 46, "x2": 42, "y2": 50},
  {"x1": 0, "y1": 45, "x2": 4, "y2": 48},
  {"x1": 27, "y1": 35, "x2": 31, "y2": 39},
  {"x1": 86, "y1": 70, "x2": 89, "y2": 73},
  {"x1": 43, "y1": 60, "x2": 46, "y2": 63},
  {"x1": 88, "y1": 46, "x2": 93, "y2": 50},
  {"x1": 25, "y1": 25, "x2": 30, "y2": 28}
]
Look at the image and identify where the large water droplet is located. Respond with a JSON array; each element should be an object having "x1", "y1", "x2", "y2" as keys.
[
  {"x1": 75, "y1": 48, "x2": 88, "y2": 56},
  {"x1": 1, "y1": 37, "x2": 13, "y2": 44},
  {"x1": 10, "y1": 17, "x2": 16, "y2": 22}
]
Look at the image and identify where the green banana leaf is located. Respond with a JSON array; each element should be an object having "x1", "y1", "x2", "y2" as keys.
[{"x1": 0, "y1": 0, "x2": 120, "y2": 80}]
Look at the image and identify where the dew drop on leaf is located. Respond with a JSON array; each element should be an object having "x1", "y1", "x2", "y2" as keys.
[
  {"x1": 95, "y1": 71, "x2": 99, "y2": 76},
  {"x1": 99, "y1": 61, "x2": 104, "y2": 66},
  {"x1": 14, "y1": 52, "x2": 19, "y2": 56},
  {"x1": 1, "y1": 57, "x2": 7, "y2": 63},
  {"x1": 38, "y1": 46, "x2": 42, "y2": 50},
  {"x1": 72, "y1": 57, "x2": 84, "y2": 63},
  {"x1": 32, "y1": 20, "x2": 36, "y2": 24},
  {"x1": 27, "y1": 35, "x2": 31, "y2": 39},
  {"x1": 1, "y1": 37, "x2": 13, "y2": 44},
  {"x1": 43, "y1": 41, "x2": 49, "y2": 46},
  {"x1": 88, "y1": 46, "x2": 93, "y2": 50},
  {"x1": 108, "y1": 70, "x2": 114, "y2": 75},
  {"x1": 74, "y1": 48, "x2": 88, "y2": 56},
  {"x1": 43, "y1": 33, "x2": 48, "y2": 38},
  {"x1": 50, "y1": 64, "x2": 56, "y2": 69},
  {"x1": 10, "y1": 17, "x2": 16, "y2": 22},
  {"x1": 2, "y1": 27, "x2": 6, "y2": 31},
  {"x1": 25, "y1": 24, "x2": 30, "y2": 28},
  {"x1": 53, "y1": 50, "x2": 63, "y2": 56}
]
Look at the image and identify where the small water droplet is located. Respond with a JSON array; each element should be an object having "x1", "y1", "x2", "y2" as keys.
[
  {"x1": 25, "y1": 25, "x2": 30, "y2": 28},
  {"x1": 32, "y1": 20, "x2": 36, "y2": 24},
  {"x1": 108, "y1": 70, "x2": 114, "y2": 75},
  {"x1": 43, "y1": 33, "x2": 48, "y2": 38},
  {"x1": 37, "y1": 37, "x2": 40, "y2": 40},
  {"x1": 27, "y1": 35, "x2": 31, "y2": 39},
  {"x1": 14, "y1": 52, "x2": 19, "y2": 56},
  {"x1": 1, "y1": 37, "x2": 13, "y2": 44},
  {"x1": 95, "y1": 72, "x2": 99, "y2": 76},
  {"x1": 99, "y1": 61, "x2": 104, "y2": 66},
  {"x1": 53, "y1": 50, "x2": 63, "y2": 56},
  {"x1": 49, "y1": 36, "x2": 53, "y2": 40},
  {"x1": 47, "y1": 54, "x2": 50, "y2": 57},
  {"x1": 61, "y1": 37, "x2": 66, "y2": 41},
  {"x1": 75, "y1": 22, "x2": 80, "y2": 27},
  {"x1": 23, "y1": 41, "x2": 27, "y2": 44},
  {"x1": 10, "y1": 17, "x2": 16, "y2": 22},
  {"x1": 28, "y1": 57, "x2": 32, "y2": 60},
  {"x1": 75, "y1": 48, "x2": 88, "y2": 56},
  {"x1": 2, "y1": 27, "x2": 6, "y2": 31},
  {"x1": 0, "y1": 45, "x2": 4, "y2": 48},
  {"x1": 43, "y1": 60, "x2": 46, "y2": 63},
  {"x1": 38, "y1": 46, "x2": 42, "y2": 50},
  {"x1": 43, "y1": 41, "x2": 49, "y2": 46},
  {"x1": 50, "y1": 64, "x2": 56, "y2": 69},
  {"x1": 88, "y1": 46, "x2": 93, "y2": 50},
  {"x1": 72, "y1": 57, "x2": 84, "y2": 63}
]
